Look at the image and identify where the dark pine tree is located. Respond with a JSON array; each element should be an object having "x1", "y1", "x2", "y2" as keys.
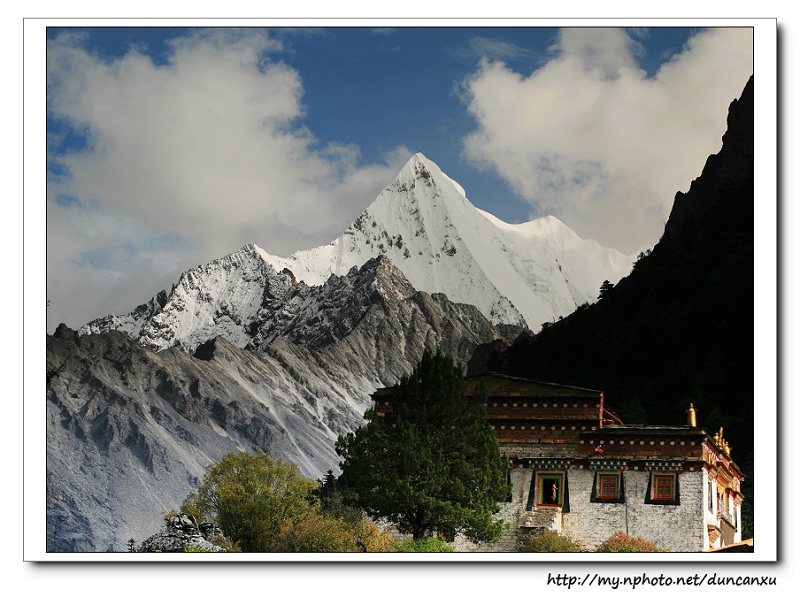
[{"x1": 336, "y1": 350, "x2": 510, "y2": 542}]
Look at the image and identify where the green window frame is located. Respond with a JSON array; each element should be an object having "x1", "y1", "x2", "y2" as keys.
[{"x1": 537, "y1": 473, "x2": 564, "y2": 507}]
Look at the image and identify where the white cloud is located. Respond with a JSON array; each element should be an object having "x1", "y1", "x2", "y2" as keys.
[
  {"x1": 466, "y1": 36, "x2": 534, "y2": 62},
  {"x1": 460, "y1": 27, "x2": 754, "y2": 254},
  {"x1": 46, "y1": 29, "x2": 409, "y2": 331}
]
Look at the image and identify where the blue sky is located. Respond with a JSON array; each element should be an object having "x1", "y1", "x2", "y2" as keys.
[
  {"x1": 46, "y1": 26, "x2": 703, "y2": 224},
  {"x1": 46, "y1": 25, "x2": 754, "y2": 331}
]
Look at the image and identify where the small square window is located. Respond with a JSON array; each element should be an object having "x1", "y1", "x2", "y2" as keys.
[
  {"x1": 653, "y1": 475, "x2": 675, "y2": 500},
  {"x1": 598, "y1": 473, "x2": 620, "y2": 498},
  {"x1": 645, "y1": 472, "x2": 680, "y2": 505},
  {"x1": 591, "y1": 471, "x2": 625, "y2": 503}
]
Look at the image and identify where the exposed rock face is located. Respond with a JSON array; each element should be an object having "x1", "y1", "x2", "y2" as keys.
[
  {"x1": 80, "y1": 244, "x2": 298, "y2": 353},
  {"x1": 48, "y1": 257, "x2": 522, "y2": 552},
  {"x1": 136, "y1": 513, "x2": 227, "y2": 553}
]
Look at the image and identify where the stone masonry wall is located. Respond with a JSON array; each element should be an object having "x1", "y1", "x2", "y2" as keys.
[{"x1": 562, "y1": 469, "x2": 706, "y2": 552}]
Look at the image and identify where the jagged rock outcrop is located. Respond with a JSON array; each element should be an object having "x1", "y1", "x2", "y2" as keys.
[
  {"x1": 80, "y1": 244, "x2": 298, "y2": 353},
  {"x1": 136, "y1": 513, "x2": 227, "y2": 552}
]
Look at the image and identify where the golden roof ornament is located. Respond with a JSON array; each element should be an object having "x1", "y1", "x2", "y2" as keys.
[
  {"x1": 713, "y1": 427, "x2": 731, "y2": 454},
  {"x1": 687, "y1": 403, "x2": 697, "y2": 427}
]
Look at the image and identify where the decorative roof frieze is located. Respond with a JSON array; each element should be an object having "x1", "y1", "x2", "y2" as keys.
[{"x1": 644, "y1": 460, "x2": 684, "y2": 473}]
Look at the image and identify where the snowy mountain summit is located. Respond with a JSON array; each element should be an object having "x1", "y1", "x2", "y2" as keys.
[
  {"x1": 259, "y1": 152, "x2": 634, "y2": 331},
  {"x1": 81, "y1": 153, "x2": 634, "y2": 350}
]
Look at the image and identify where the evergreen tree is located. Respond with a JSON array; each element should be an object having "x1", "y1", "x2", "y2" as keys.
[
  {"x1": 598, "y1": 279, "x2": 615, "y2": 299},
  {"x1": 336, "y1": 350, "x2": 509, "y2": 542}
]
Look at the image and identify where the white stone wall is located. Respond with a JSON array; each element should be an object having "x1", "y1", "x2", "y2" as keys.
[
  {"x1": 562, "y1": 469, "x2": 706, "y2": 552},
  {"x1": 560, "y1": 468, "x2": 627, "y2": 550},
  {"x1": 457, "y1": 466, "x2": 710, "y2": 553}
]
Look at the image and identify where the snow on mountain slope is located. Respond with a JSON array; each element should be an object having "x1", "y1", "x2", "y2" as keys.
[
  {"x1": 82, "y1": 244, "x2": 297, "y2": 352},
  {"x1": 258, "y1": 153, "x2": 634, "y2": 331},
  {"x1": 80, "y1": 153, "x2": 634, "y2": 350}
]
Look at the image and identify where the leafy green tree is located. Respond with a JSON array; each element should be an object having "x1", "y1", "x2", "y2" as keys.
[
  {"x1": 185, "y1": 451, "x2": 317, "y2": 552},
  {"x1": 336, "y1": 350, "x2": 510, "y2": 542},
  {"x1": 182, "y1": 452, "x2": 393, "y2": 552},
  {"x1": 315, "y1": 469, "x2": 362, "y2": 524}
]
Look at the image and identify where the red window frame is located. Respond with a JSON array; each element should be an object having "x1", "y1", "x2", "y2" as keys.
[
  {"x1": 652, "y1": 474, "x2": 675, "y2": 501},
  {"x1": 597, "y1": 473, "x2": 620, "y2": 499}
]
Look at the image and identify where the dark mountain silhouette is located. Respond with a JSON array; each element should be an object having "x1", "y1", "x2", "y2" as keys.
[{"x1": 471, "y1": 76, "x2": 755, "y2": 537}]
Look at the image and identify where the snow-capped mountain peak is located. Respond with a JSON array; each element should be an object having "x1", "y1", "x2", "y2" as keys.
[
  {"x1": 80, "y1": 153, "x2": 634, "y2": 350},
  {"x1": 258, "y1": 152, "x2": 634, "y2": 330}
]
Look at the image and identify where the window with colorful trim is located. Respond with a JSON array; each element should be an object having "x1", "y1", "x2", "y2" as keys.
[
  {"x1": 645, "y1": 472, "x2": 680, "y2": 505},
  {"x1": 654, "y1": 475, "x2": 674, "y2": 500},
  {"x1": 537, "y1": 473, "x2": 565, "y2": 507},
  {"x1": 591, "y1": 471, "x2": 625, "y2": 503}
]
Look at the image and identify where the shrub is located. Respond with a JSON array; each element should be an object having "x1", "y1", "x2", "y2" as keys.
[
  {"x1": 180, "y1": 492, "x2": 205, "y2": 523},
  {"x1": 277, "y1": 513, "x2": 396, "y2": 553},
  {"x1": 389, "y1": 537, "x2": 454, "y2": 553},
  {"x1": 183, "y1": 545, "x2": 213, "y2": 553},
  {"x1": 595, "y1": 531, "x2": 666, "y2": 553},
  {"x1": 352, "y1": 519, "x2": 396, "y2": 553},
  {"x1": 519, "y1": 531, "x2": 583, "y2": 553},
  {"x1": 210, "y1": 536, "x2": 241, "y2": 552},
  {"x1": 273, "y1": 512, "x2": 357, "y2": 552}
]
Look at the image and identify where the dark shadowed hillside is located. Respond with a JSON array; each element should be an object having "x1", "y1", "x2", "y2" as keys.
[{"x1": 473, "y1": 76, "x2": 755, "y2": 536}]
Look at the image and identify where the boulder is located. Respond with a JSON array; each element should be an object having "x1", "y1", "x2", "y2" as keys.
[{"x1": 136, "y1": 512, "x2": 227, "y2": 553}]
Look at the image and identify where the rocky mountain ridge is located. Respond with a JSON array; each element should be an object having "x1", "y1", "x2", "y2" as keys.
[
  {"x1": 80, "y1": 154, "x2": 634, "y2": 352},
  {"x1": 48, "y1": 257, "x2": 520, "y2": 551}
]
